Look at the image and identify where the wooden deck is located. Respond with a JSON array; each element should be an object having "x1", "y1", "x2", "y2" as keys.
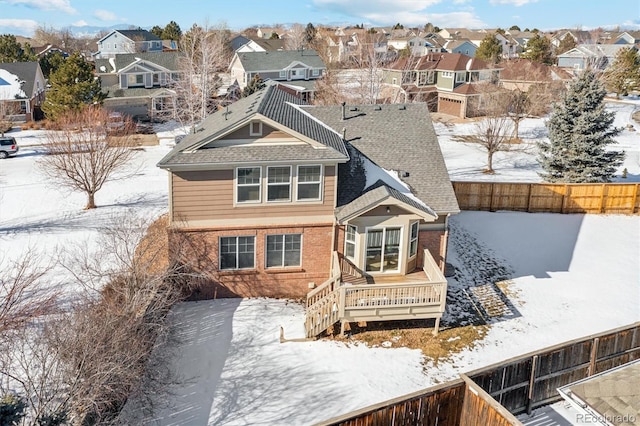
[{"x1": 305, "y1": 249, "x2": 448, "y2": 338}]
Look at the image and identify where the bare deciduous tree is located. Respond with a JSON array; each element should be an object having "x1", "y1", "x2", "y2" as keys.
[
  {"x1": 285, "y1": 23, "x2": 306, "y2": 50},
  {"x1": 472, "y1": 114, "x2": 514, "y2": 173},
  {"x1": 38, "y1": 107, "x2": 138, "y2": 210},
  {"x1": 0, "y1": 251, "x2": 57, "y2": 337},
  {"x1": 174, "y1": 22, "x2": 232, "y2": 132}
]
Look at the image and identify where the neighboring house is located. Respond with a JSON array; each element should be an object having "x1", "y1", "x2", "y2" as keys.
[
  {"x1": 550, "y1": 30, "x2": 593, "y2": 50},
  {"x1": 157, "y1": 84, "x2": 458, "y2": 337},
  {"x1": 95, "y1": 52, "x2": 179, "y2": 119},
  {"x1": 498, "y1": 59, "x2": 573, "y2": 91},
  {"x1": 443, "y1": 39, "x2": 477, "y2": 57},
  {"x1": 95, "y1": 29, "x2": 163, "y2": 59},
  {"x1": 0, "y1": 62, "x2": 46, "y2": 122},
  {"x1": 612, "y1": 31, "x2": 640, "y2": 45},
  {"x1": 229, "y1": 49, "x2": 326, "y2": 101},
  {"x1": 30, "y1": 44, "x2": 70, "y2": 59},
  {"x1": 557, "y1": 44, "x2": 637, "y2": 71},
  {"x1": 383, "y1": 53, "x2": 500, "y2": 118}
]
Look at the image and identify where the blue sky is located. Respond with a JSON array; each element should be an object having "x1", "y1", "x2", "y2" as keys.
[{"x1": 1, "y1": 0, "x2": 639, "y2": 38}]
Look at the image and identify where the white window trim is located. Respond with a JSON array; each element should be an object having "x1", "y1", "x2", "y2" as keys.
[
  {"x1": 236, "y1": 166, "x2": 262, "y2": 204},
  {"x1": 265, "y1": 234, "x2": 303, "y2": 268},
  {"x1": 249, "y1": 121, "x2": 263, "y2": 136},
  {"x1": 409, "y1": 221, "x2": 419, "y2": 258},
  {"x1": 279, "y1": 70, "x2": 287, "y2": 78},
  {"x1": 219, "y1": 235, "x2": 256, "y2": 270},
  {"x1": 363, "y1": 226, "x2": 403, "y2": 274},
  {"x1": 442, "y1": 71, "x2": 453, "y2": 78},
  {"x1": 295, "y1": 164, "x2": 323, "y2": 202},
  {"x1": 455, "y1": 72, "x2": 466, "y2": 83},
  {"x1": 345, "y1": 224, "x2": 357, "y2": 260},
  {"x1": 266, "y1": 165, "x2": 292, "y2": 203},
  {"x1": 312, "y1": 68, "x2": 320, "y2": 76}
]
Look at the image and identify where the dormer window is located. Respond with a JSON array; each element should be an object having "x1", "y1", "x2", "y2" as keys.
[
  {"x1": 250, "y1": 121, "x2": 263, "y2": 136},
  {"x1": 455, "y1": 72, "x2": 466, "y2": 83},
  {"x1": 279, "y1": 70, "x2": 287, "y2": 78}
]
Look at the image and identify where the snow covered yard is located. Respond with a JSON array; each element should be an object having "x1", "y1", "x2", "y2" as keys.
[{"x1": 0, "y1": 99, "x2": 638, "y2": 425}]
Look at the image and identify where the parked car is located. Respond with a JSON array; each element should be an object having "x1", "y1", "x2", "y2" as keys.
[{"x1": 0, "y1": 136, "x2": 18, "y2": 158}]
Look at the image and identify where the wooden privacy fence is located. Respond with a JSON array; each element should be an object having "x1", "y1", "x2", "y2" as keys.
[
  {"x1": 453, "y1": 182, "x2": 640, "y2": 214},
  {"x1": 315, "y1": 322, "x2": 640, "y2": 425},
  {"x1": 466, "y1": 322, "x2": 640, "y2": 416}
]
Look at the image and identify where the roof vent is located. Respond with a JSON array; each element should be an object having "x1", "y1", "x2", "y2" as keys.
[
  {"x1": 399, "y1": 105, "x2": 406, "y2": 110},
  {"x1": 374, "y1": 105, "x2": 382, "y2": 111},
  {"x1": 350, "y1": 106, "x2": 358, "y2": 111},
  {"x1": 401, "y1": 171, "x2": 410, "y2": 177}
]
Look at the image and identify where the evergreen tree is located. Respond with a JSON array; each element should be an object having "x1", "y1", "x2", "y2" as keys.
[
  {"x1": 39, "y1": 50, "x2": 66, "y2": 79},
  {"x1": 602, "y1": 47, "x2": 640, "y2": 98},
  {"x1": 42, "y1": 53, "x2": 106, "y2": 121},
  {"x1": 150, "y1": 25, "x2": 164, "y2": 39},
  {"x1": 162, "y1": 20, "x2": 182, "y2": 41},
  {"x1": 555, "y1": 34, "x2": 576, "y2": 55},
  {"x1": 304, "y1": 23, "x2": 316, "y2": 45},
  {"x1": 521, "y1": 33, "x2": 554, "y2": 64},
  {"x1": 242, "y1": 74, "x2": 265, "y2": 97},
  {"x1": 0, "y1": 34, "x2": 28, "y2": 62},
  {"x1": 509, "y1": 25, "x2": 521, "y2": 31},
  {"x1": 475, "y1": 33, "x2": 502, "y2": 64},
  {"x1": 538, "y1": 70, "x2": 624, "y2": 183}
]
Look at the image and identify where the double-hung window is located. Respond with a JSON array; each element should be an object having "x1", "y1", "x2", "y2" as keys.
[
  {"x1": 267, "y1": 166, "x2": 291, "y2": 202},
  {"x1": 297, "y1": 165, "x2": 321, "y2": 200},
  {"x1": 455, "y1": 72, "x2": 466, "y2": 83},
  {"x1": 409, "y1": 221, "x2": 419, "y2": 258},
  {"x1": 345, "y1": 225, "x2": 357, "y2": 259},
  {"x1": 220, "y1": 236, "x2": 255, "y2": 270},
  {"x1": 266, "y1": 234, "x2": 301, "y2": 268},
  {"x1": 237, "y1": 167, "x2": 261, "y2": 203}
]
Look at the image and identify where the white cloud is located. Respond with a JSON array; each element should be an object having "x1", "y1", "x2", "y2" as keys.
[
  {"x1": 72, "y1": 20, "x2": 88, "y2": 27},
  {"x1": 489, "y1": 0, "x2": 539, "y2": 6},
  {"x1": 313, "y1": 0, "x2": 442, "y2": 17},
  {"x1": 312, "y1": 0, "x2": 487, "y2": 28},
  {"x1": 0, "y1": 18, "x2": 39, "y2": 36},
  {"x1": 93, "y1": 9, "x2": 118, "y2": 22},
  {"x1": 5, "y1": 0, "x2": 76, "y2": 14}
]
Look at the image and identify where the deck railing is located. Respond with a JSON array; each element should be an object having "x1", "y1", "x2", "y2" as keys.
[{"x1": 305, "y1": 249, "x2": 449, "y2": 337}]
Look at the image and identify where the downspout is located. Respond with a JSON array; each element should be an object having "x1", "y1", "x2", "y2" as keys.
[{"x1": 441, "y1": 213, "x2": 451, "y2": 273}]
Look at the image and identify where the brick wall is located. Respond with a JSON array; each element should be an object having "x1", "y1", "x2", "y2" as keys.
[
  {"x1": 170, "y1": 223, "x2": 334, "y2": 299},
  {"x1": 418, "y1": 229, "x2": 447, "y2": 271}
]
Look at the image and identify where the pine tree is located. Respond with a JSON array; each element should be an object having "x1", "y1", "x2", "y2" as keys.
[
  {"x1": 475, "y1": 34, "x2": 502, "y2": 64},
  {"x1": 521, "y1": 33, "x2": 554, "y2": 64},
  {"x1": 538, "y1": 70, "x2": 624, "y2": 183},
  {"x1": 42, "y1": 53, "x2": 106, "y2": 121}
]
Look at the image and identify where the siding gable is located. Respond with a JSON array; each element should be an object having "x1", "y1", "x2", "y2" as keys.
[{"x1": 203, "y1": 121, "x2": 309, "y2": 148}]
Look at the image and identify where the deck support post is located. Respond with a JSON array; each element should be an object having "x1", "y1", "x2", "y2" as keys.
[
  {"x1": 432, "y1": 317, "x2": 440, "y2": 336},
  {"x1": 340, "y1": 320, "x2": 347, "y2": 337}
]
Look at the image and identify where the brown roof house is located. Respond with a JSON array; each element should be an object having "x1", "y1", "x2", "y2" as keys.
[
  {"x1": 383, "y1": 52, "x2": 501, "y2": 118},
  {"x1": 157, "y1": 84, "x2": 459, "y2": 337}
]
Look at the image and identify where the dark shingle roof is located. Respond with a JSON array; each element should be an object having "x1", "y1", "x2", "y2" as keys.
[
  {"x1": 236, "y1": 49, "x2": 326, "y2": 72},
  {"x1": 157, "y1": 85, "x2": 348, "y2": 168},
  {"x1": 336, "y1": 181, "x2": 437, "y2": 222},
  {"x1": 95, "y1": 52, "x2": 179, "y2": 73},
  {"x1": 303, "y1": 103, "x2": 460, "y2": 214},
  {"x1": 0, "y1": 62, "x2": 40, "y2": 98}
]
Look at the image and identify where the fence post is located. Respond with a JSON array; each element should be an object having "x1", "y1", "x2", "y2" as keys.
[
  {"x1": 489, "y1": 183, "x2": 495, "y2": 212},
  {"x1": 526, "y1": 355, "x2": 538, "y2": 415},
  {"x1": 600, "y1": 184, "x2": 607, "y2": 214},
  {"x1": 527, "y1": 183, "x2": 533, "y2": 213},
  {"x1": 632, "y1": 184, "x2": 639, "y2": 214},
  {"x1": 561, "y1": 185, "x2": 569, "y2": 214},
  {"x1": 589, "y1": 337, "x2": 599, "y2": 376}
]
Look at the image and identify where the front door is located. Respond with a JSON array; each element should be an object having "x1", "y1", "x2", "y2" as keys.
[{"x1": 365, "y1": 227, "x2": 401, "y2": 273}]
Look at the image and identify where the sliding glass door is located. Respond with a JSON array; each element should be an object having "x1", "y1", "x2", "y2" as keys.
[{"x1": 365, "y1": 227, "x2": 401, "y2": 273}]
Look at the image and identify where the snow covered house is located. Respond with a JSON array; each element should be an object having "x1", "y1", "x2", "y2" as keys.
[
  {"x1": 0, "y1": 62, "x2": 46, "y2": 122},
  {"x1": 157, "y1": 84, "x2": 459, "y2": 337}
]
